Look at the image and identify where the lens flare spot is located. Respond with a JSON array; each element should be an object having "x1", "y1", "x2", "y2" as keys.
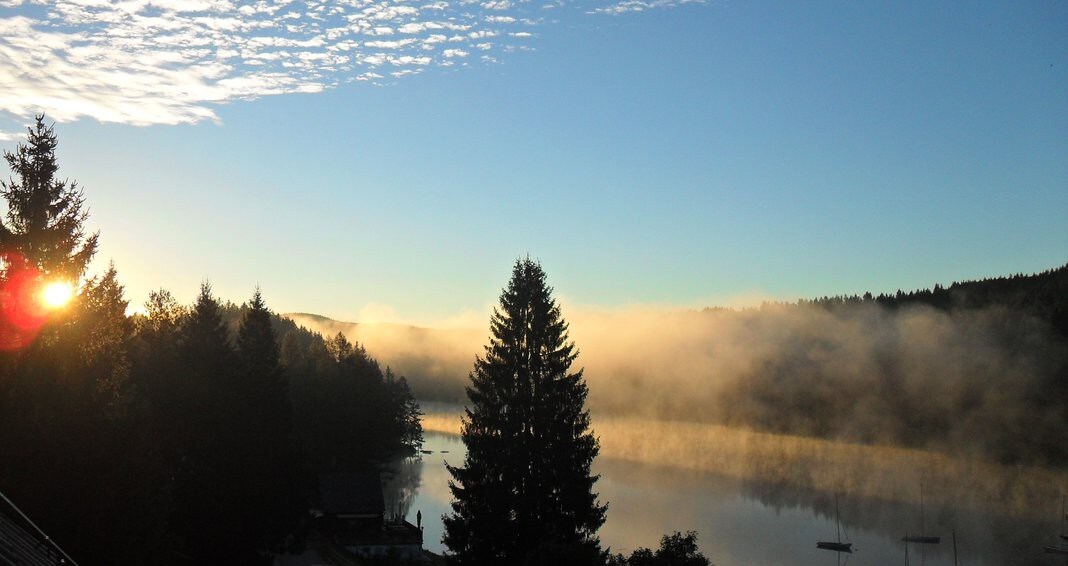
[{"x1": 41, "y1": 281, "x2": 73, "y2": 309}]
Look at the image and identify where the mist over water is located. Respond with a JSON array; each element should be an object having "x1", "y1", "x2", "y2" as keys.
[
  {"x1": 299, "y1": 298, "x2": 1068, "y2": 561},
  {"x1": 411, "y1": 412, "x2": 1068, "y2": 564},
  {"x1": 291, "y1": 301, "x2": 1066, "y2": 463}
]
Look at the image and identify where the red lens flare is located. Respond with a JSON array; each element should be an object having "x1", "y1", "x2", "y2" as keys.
[{"x1": 0, "y1": 252, "x2": 51, "y2": 351}]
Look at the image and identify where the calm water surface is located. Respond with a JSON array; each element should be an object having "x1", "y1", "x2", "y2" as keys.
[{"x1": 388, "y1": 430, "x2": 1068, "y2": 565}]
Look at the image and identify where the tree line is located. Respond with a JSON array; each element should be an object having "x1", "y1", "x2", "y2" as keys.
[
  {"x1": 798, "y1": 263, "x2": 1068, "y2": 337},
  {"x1": 0, "y1": 116, "x2": 422, "y2": 564}
]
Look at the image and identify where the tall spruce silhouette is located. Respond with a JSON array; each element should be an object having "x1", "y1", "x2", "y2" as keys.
[
  {"x1": 443, "y1": 258, "x2": 606, "y2": 564},
  {"x1": 233, "y1": 288, "x2": 301, "y2": 553},
  {"x1": 171, "y1": 282, "x2": 244, "y2": 559},
  {"x1": 237, "y1": 288, "x2": 291, "y2": 434},
  {"x1": 0, "y1": 114, "x2": 97, "y2": 280}
]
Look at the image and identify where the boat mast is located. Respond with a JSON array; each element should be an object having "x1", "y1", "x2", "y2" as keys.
[
  {"x1": 920, "y1": 481, "x2": 925, "y2": 535},
  {"x1": 836, "y1": 493, "x2": 843, "y2": 544},
  {"x1": 1060, "y1": 494, "x2": 1068, "y2": 542}
]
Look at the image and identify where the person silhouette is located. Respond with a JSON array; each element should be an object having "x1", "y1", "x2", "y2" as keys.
[{"x1": 417, "y1": 510, "x2": 422, "y2": 530}]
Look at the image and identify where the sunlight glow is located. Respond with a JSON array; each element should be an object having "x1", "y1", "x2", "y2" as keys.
[{"x1": 41, "y1": 281, "x2": 73, "y2": 309}]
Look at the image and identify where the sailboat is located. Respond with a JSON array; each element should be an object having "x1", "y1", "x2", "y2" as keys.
[
  {"x1": 1045, "y1": 495, "x2": 1068, "y2": 555},
  {"x1": 902, "y1": 482, "x2": 940, "y2": 544},
  {"x1": 1062, "y1": 494, "x2": 1068, "y2": 542},
  {"x1": 817, "y1": 494, "x2": 854, "y2": 553}
]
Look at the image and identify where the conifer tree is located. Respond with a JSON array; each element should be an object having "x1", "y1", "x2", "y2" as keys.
[
  {"x1": 179, "y1": 282, "x2": 233, "y2": 367},
  {"x1": 238, "y1": 289, "x2": 280, "y2": 379},
  {"x1": 237, "y1": 288, "x2": 290, "y2": 433},
  {"x1": 138, "y1": 289, "x2": 184, "y2": 347},
  {"x1": 385, "y1": 367, "x2": 424, "y2": 452},
  {"x1": 233, "y1": 288, "x2": 301, "y2": 553},
  {"x1": 444, "y1": 258, "x2": 606, "y2": 564},
  {"x1": 131, "y1": 289, "x2": 185, "y2": 420},
  {"x1": 326, "y1": 330, "x2": 355, "y2": 362},
  {"x1": 70, "y1": 263, "x2": 131, "y2": 413},
  {"x1": 171, "y1": 282, "x2": 243, "y2": 559},
  {"x1": 0, "y1": 114, "x2": 97, "y2": 280}
]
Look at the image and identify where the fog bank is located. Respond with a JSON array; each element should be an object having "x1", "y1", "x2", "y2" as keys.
[{"x1": 288, "y1": 302, "x2": 1067, "y2": 464}]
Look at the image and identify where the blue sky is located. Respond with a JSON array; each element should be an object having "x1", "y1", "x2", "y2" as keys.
[{"x1": 1, "y1": 0, "x2": 1065, "y2": 325}]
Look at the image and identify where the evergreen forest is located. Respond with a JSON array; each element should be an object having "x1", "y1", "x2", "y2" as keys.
[{"x1": 0, "y1": 118, "x2": 423, "y2": 564}]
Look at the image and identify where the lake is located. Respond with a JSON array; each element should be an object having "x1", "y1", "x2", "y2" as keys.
[{"x1": 384, "y1": 411, "x2": 1068, "y2": 565}]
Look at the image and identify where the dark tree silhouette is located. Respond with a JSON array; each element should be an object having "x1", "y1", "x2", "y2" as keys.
[
  {"x1": 608, "y1": 531, "x2": 711, "y2": 566},
  {"x1": 443, "y1": 258, "x2": 606, "y2": 564},
  {"x1": 170, "y1": 282, "x2": 245, "y2": 560},
  {"x1": 385, "y1": 367, "x2": 424, "y2": 453},
  {"x1": 0, "y1": 114, "x2": 97, "y2": 280},
  {"x1": 68, "y1": 264, "x2": 132, "y2": 412},
  {"x1": 231, "y1": 288, "x2": 302, "y2": 555},
  {"x1": 131, "y1": 289, "x2": 185, "y2": 415},
  {"x1": 237, "y1": 288, "x2": 290, "y2": 432},
  {"x1": 167, "y1": 284, "x2": 305, "y2": 561}
]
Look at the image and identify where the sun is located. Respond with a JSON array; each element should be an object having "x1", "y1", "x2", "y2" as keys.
[{"x1": 41, "y1": 281, "x2": 74, "y2": 309}]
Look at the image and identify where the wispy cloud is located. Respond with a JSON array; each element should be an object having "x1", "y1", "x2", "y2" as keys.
[
  {"x1": 0, "y1": 0, "x2": 706, "y2": 129},
  {"x1": 586, "y1": 0, "x2": 704, "y2": 15}
]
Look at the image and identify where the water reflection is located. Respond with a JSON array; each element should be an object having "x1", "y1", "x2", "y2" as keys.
[
  {"x1": 398, "y1": 432, "x2": 465, "y2": 553},
  {"x1": 382, "y1": 454, "x2": 423, "y2": 523},
  {"x1": 599, "y1": 457, "x2": 1065, "y2": 565},
  {"x1": 404, "y1": 415, "x2": 1068, "y2": 565}
]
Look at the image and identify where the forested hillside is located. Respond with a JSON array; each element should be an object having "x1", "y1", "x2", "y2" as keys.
[
  {"x1": 803, "y1": 263, "x2": 1068, "y2": 335},
  {"x1": 619, "y1": 266, "x2": 1068, "y2": 466}
]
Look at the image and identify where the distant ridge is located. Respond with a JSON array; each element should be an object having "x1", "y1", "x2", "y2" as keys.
[
  {"x1": 282, "y1": 312, "x2": 484, "y2": 403},
  {"x1": 282, "y1": 312, "x2": 454, "y2": 333},
  {"x1": 286, "y1": 262, "x2": 1068, "y2": 331},
  {"x1": 281, "y1": 262, "x2": 1068, "y2": 402},
  {"x1": 802, "y1": 262, "x2": 1068, "y2": 335}
]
